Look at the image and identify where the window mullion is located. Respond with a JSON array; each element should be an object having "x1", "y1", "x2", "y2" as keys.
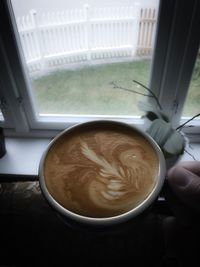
[
  {"x1": 172, "y1": 0, "x2": 200, "y2": 126},
  {"x1": 0, "y1": 81, "x2": 15, "y2": 129},
  {"x1": 151, "y1": 0, "x2": 199, "y2": 129},
  {"x1": 149, "y1": 0, "x2": 176, "y2": 106},
  {"x1": 0, "y1": 35, "x2": 29, "y2": 133}
]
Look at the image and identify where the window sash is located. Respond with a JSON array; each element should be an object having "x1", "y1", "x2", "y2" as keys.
[{"x1": 0, "y1": 0, "x2": 200, "y2": 139}]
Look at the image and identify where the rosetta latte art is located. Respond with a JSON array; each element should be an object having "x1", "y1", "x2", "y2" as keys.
[{"x1": 44, "y1": 127, "x2": 158, "y2": 218}]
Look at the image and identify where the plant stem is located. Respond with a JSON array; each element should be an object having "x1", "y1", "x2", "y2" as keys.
[
  {"x1": 132, "y1": 80, "x2": 163, "y2": 110},
  {"x1": 184, "y1": 149, "x2": 197, "y2": 161},
  {"x1": 176, "y1": 113, "x2": 200, "y2": 130},
  {"x1": 111, "y1": 82, "x2": 152, "y2": 97},
  {"x1": 111, "y1": 80, "x2": 163, "y2": 110}
]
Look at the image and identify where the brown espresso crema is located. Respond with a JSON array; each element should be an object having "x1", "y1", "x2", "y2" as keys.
[{"x1": 44, "y1": 123, "x2": 159, "y2": 218}]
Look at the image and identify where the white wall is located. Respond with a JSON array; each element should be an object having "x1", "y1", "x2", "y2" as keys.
[{"x1": 11, "y1": 0, "x2": 159, "y2": 17}]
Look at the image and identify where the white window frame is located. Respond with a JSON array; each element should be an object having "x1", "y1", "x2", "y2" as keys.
[
  {"x1": 150, "y1": 0, "x2": 200, "y2": 142},
  {"x1": 0, "y1": 0, "x2": 200, "y2": 140}
]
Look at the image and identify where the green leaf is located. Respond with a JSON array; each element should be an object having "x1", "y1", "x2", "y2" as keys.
[
  {"x1": 138, "y1": 101, "x2": 158, "y2": 113},
  {"x1": 138, "y1": 101, "x2": 169, "y2": 122},
  {"x1": 160, "y1": 112, "x2": 170, "y2": 122},
  {"x1": 163, "y1": 130, "x2": 185, "y2": 156},
  {"x1": 146, "y1": 119, "x2": 172, "y2": 147}
]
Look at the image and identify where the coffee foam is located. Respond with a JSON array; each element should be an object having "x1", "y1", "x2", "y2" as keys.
[{"x1": 44, "y1": 124, "x2": 159, "y2": 218}]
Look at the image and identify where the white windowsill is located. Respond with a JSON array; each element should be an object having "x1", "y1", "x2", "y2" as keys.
[
  {"x1": 0, "y1": 137, "x2": 51, "y2": 177},
  {"x1": 0, "y1": 137, "x2": 199, "y2": 178}
]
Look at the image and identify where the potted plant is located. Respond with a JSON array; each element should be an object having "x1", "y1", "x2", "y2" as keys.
[{"x1": 111, "y1": 80, "x2": 199, "y2": 169}]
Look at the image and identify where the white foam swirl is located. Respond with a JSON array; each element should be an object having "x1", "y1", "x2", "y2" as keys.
[
  {"x1": 80, "y1": 140, "x2": 154, "y2": 210},
  {"x1": 81, "y1": 142, "x2": 122, "y2": 179}
]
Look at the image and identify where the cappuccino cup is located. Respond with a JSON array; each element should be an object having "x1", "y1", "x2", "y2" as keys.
[{"x1": 39, "y1": 120, "x2": 166, "y2": 227}]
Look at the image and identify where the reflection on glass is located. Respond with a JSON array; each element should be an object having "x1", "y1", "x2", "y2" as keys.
[
  {"x1": 0, "y1": 109, "x2": 4, "y2": 121},
  {"x1": 11, "y1": 0, "x2": 159, "y2": 116}
]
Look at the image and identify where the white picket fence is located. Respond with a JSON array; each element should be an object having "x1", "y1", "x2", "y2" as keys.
[
  {"x1": 137, "y1": 7, "x2": 157, "y2": 55},
  {"x1": 16, "y1": 3, "x2": 157, "y2": 73}
]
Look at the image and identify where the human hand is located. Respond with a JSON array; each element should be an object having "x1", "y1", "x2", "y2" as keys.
[
  {"x1": 162, "y1": 161, "x2": 200, "y2": 267},
  {"x1": 166, "y1": 161, "x2": 200, "y2": 222}
]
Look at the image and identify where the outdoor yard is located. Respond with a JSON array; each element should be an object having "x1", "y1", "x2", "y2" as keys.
[
  {"x1": 183, "y1": 58, "x2": 200, "y2": 117},
  {"x1": 31, "y1": 59, "x2": 200, "y2": 117},
  {"x1": 31, "y1": 59, "x2": 151, "y2": 116}
]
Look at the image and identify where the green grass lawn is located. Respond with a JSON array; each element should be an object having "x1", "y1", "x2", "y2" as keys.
[
  {"x1": 31, "y1": 58, "x2": 200, "y2": 117},
  {"x1": 182, "y1": 59, "x2": 200, "y2": 117},
  {"x1": 31, "y1": 59, "x2": 151, "y2": 116}
]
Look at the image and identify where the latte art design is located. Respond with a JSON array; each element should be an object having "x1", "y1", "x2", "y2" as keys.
[
  {"x1": 81, "y1": 141, "x2": 148, "y2": 201},
  {"x1": 44, "y1": 127, "x2": 158, "y2": 218}
]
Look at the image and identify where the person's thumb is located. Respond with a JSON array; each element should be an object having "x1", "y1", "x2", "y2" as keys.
[{"x1": 167, "y1": 164, "x2": 200, "y2": 213}]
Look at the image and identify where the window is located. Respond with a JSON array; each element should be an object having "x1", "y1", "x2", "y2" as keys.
[
  {"x1": 0, "y1": 0, "x2": 200, "y2": 139},
  {"x1": 11, "y1": 0, "x2": 159, "y2": 119}
]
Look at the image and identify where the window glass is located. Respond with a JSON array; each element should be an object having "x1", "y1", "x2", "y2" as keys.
[
  {"x1": 182, "y1": 48, "x2": 200, "y2": 118},
  {"x1": 11, "y1": 0, "x2": 159, "y2": 117}
]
